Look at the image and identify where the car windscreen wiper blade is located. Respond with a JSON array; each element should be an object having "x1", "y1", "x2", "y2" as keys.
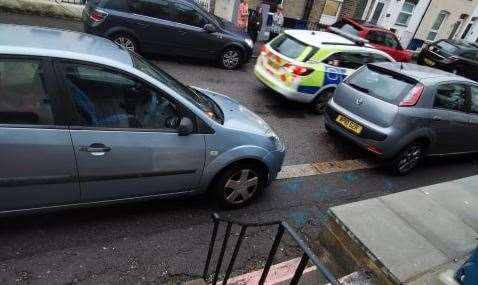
[{"x1": 349, "y1": 83, "x2": 370, "y2": 94}]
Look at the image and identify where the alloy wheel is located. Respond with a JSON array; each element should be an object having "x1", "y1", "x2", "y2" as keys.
[
  {"x1": 224, "y1": 169, "x2": 259, "y2": 205},
  {"x1": 115, "y1": 37, "x2": 135, "y2": 51},
  {"x1": 398, "y1": 145, "x2": 423, "y2": 174},
  {"x1": 222, "y1": 50, "x2": 240, "y2": 69}
]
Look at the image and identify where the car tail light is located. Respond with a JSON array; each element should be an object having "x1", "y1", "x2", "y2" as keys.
[
  {"x1": 260, "y1": 45, "x2": 268, "y2": 55},
  {"x1": 441, "y1": 56, "x2": 459, "y2": 64},
  {"x1": 283, "y1": 63, "x2": 314, "y2": 76},
  {"x1": 90, "y1": 9, "x2": 108, "y2": 23},
  {"x1": 400, "y1": 83, "x2": 424, "y2": 107}
]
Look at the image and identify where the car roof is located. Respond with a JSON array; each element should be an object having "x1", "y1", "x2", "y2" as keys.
[
  {"x1": 369, "y1": 62, "x2": 474, "y2": 83},
  {"x1": 342, "y1": 17, "x2": 395, "y2": 33},
  {"x1": 440, "y1": 39, "x2": 478, "y2": 52},
  {"x1": 285, "y1": 30, "x2": 355, "y2": 47},
  {"x1": 0, "y1": 24, "x2": 133, "y2": 66},
  {"x1": 284, "y1": 29, "x2": 394, "y2": 60}
]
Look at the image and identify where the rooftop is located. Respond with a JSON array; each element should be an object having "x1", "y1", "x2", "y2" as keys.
[{"x1": 0, "y1": 24, "x2": 133, "y2": 66}]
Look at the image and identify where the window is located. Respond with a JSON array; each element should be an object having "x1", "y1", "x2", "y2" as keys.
[
  {"x1": 462, "y1": 51, "x2": 478, "y2": 61},
  {"x1": 346, "y1": 66, "x2": 414, "y2": 104},
  {"x1": 322, "y1": 0, "x2": 343, "y2": 17},
  {"x1": 434, "y1": 84, "x2": 466, "y2": 112},
  {"x1": 128, "y1": 0, "x2": 170, "y2": 20},
  {"x1": 435, "y1": 40, "x2": 460, "y2": 54},
  {"x1": 270, "y1": 35, "x2": 310, "y2": 60},
  {"x1": 395, "y1": 0, "x2": 416, "y2": 27},
  {"x1": 324, "y1": 52, "x2": 391, "y2": 69},
  {"x1": 60, "y1": 63, "x2": 180, "y2": 130},
  {"x1": 367, "y1": 31, "x2": 400, "y2": 48},
  {"x1": 172, "y1": 3, "x2": 208, "y2": 27},
  {"x1": 0, "y1": 58, "x2": 54, "y2": 125},
  {"x1": 331, "y1": 21, "x2": 361, "y2": 36},
  {"x1": 427, "y1": 11, "x2": 449, "y2": 41},
  {"x1": 470, "y1": 86, "x2": 478, "y2": 114}
]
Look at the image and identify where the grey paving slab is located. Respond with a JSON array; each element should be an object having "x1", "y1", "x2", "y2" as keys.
[
  {"x1": 451, "y1": 177, "x2": 478, "y2": 198},
  {"x1": 420, "y1": 183, "x2": 478, "y2": 232},
  {"x1": 330, "y1": 199, "x2": 449, "y2": 283},
  {"x1": 406, "y1": 257, "x2": 467, "y2": 285},
  {"x1": 380, "y1": 190, "x2": 478, "y2": 260}
]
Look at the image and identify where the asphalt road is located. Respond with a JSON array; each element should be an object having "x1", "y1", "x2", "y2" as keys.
[{"x1": 1, "y1": 12, "x2": 478, "y2": 285}]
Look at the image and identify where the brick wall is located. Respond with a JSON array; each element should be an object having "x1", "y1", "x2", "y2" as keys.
[{"x1": 338, "y1": 0, "x2": 357, "y2": 20}]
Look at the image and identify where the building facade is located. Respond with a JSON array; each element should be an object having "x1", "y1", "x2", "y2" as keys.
[{"x1": 414, "y1": 0, "x2": 478, "y2": 43}]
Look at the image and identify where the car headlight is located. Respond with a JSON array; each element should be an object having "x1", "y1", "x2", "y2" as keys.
[
  {"x1": 266, "y1": 129, "x2": 284, "y2": 150},
  {"x1": 245, "y1": 38, "x2": 254, "y2": 49}
]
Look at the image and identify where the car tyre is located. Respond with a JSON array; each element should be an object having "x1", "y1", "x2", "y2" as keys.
[
  {"x1": 312, "y1": 89, "x2": 334, "y2": 114},
  {"x1": 211, "y1": 163, "x2": 266, "y2": 209},
  {"x1": 111, "y1": 33, "x2": 139, "y2": 52},
  {"x1": 219, "y1": 47, "x2": 242, "y2": 70},
  {"x1": 389, "y1": 142, "x2": 425, "y2": 175}
]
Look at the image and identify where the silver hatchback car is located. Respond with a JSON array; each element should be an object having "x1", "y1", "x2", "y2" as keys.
[
  {"x1": 0, "y1": 24, "x2": 285, "y2": 214},
  {"x1": 325, "y1": 62, "x2": 478, "y2": 174}
]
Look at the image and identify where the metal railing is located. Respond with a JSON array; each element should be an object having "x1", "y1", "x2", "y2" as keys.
[{"x1": 203, "y1": 213, "x2": 340, "y2": 285}]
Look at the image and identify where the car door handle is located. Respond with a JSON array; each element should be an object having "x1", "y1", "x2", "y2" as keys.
[
  {"x1": 137, "y1": 22, "x2": 150, "y2": 27},
  {"x1": 433, "y1": 116, "x2": 441, "y2": 121},
  {"x1": 79, "y1": 144, "x2": 111, "y2": 156}
]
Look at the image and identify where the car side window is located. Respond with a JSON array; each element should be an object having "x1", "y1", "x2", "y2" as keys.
[
  {"x1": 59, "y1": 63, "x2": 180, "y2": 130},
  {"x1": 0, "y1": 58, "x2": 55, "y2": 125},
  {"x1": 470, "y1": 86, "x2": 478, "y2": 114},
  {"x1": 324, "y1": 52, "x2": 389, "y2": 69},
  {"x1": 128, "y1": 0, "x2": 171, "y2": 20},
  {"x1": 366, "y1": 32, "x2": 384, "y2": 45},
  {"x1": 383, "y1": 33, "x2": 400, "y2": 49},
  {"x1": 171, "y1": 2, "x2": 208, "y2": 27},
  {"x1": 434, "y1": 83, "x2": 467, "y2": 112}
]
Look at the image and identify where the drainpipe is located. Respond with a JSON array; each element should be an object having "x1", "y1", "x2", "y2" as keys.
[
  {"x1": 303, "y1": 0, "x2": 315, "y2": 20},
  {"x1": 411, "y1": 0, "x2": 432, "y2": 40}
]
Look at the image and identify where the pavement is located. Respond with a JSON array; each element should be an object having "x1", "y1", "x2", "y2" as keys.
[
  {"x1": 329, "y1": 175, "x2": 478, "y2": 284},
  {"x1": 0, "y1": 12, "x2": 478, "y2": 285}
]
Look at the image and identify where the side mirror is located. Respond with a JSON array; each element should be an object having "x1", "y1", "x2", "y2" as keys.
[
  {"x1": 178, "y1": 117, "x2": 194, "y2": 136},
  {"x1": 204, "y1": 23, "x2": 217, "y2": 33}
]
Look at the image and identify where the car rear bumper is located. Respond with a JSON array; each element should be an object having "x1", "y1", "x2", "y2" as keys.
[
  {"x1": 324, "y1": 103, "x2": 398, "y2": 159},
  {"x1": 254, "y1": 64, "x2": 316, "y2": 103}
]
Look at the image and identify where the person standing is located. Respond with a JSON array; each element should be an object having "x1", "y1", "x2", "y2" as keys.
[
  {"x1": 248, "y1": 4, "x2": 263, "y2": 42},
  {"x1": 237, "y1": 0, "x2": 249, "y2": 31},
  {"x1": 270, "y1": 5, "x2": 284, "y2": 40}
]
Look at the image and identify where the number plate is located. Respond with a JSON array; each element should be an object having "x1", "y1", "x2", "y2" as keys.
[
  {"x1": 424, "y1": 58, "x2": 435, "y2": 66},
  {"x1": 336, "y1": 115, "x2": 363, "y2": 135}
]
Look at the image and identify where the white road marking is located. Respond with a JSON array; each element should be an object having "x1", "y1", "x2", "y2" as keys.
[{"x1": 277, "y1": 159, "x2": 378, "y2": 180}]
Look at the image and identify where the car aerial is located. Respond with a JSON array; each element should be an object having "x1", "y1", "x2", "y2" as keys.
[
  {"x1": 417, "y1": 39, "x2": 478, "y2": 82},
  {"x1": 83, "y1": 0, "x2": 254, "y2": 70},
  {"x1": 325, "y1": 62, "x2": 478, "y2": 175},
  {"x1": 330, "y1": 17, "x2": 413, "y2": 62},
  {"x1": 254, "y1": 29, "x2": 395, "y2": 113},
  {"x1": 0, "y1": 24, "x2": 285, "y2": 215}
]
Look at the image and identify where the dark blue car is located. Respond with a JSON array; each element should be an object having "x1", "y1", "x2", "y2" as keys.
[{"x1": 83, "y1": 0, "x2": 254, "y2": 69}]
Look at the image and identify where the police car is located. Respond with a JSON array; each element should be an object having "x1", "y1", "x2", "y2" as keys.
[{"x1": 254, "y1": 28, "x2": 395, "y2": 113}]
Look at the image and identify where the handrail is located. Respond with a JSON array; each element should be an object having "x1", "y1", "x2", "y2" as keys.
[{"x1": 203, "y1": 213, "x2": 340, "y2": 285}]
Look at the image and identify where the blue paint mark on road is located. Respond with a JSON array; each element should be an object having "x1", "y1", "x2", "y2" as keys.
[
  {"x1": 313, "y1": 184, "x2": 348, "y2": 201},
  {"x1": 278, "y1": 179, "x2": 304, "y2": 193},
  {"x1": 383, "y1": 177, "x2": 395, "y2": 192},
  {"x1": 291, "y1": 211, "x2": 307, "y2": 227},
  {"x1": 338, "y1": 172, "x2": 359, "y2": 183}
]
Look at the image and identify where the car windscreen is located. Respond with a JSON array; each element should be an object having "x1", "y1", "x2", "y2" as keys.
[
  {"x1": 436, "y1": 41, "x2": 460, "y2": 54},
  {"x1": 331, "y1": 21, "x2": 360, "y2": 36},
  {"x1": 346, "y1": 66, "x2": 415, "y2": 104},
  {"x1": 130, "y1": 51, "x2": 223, "y2": 123},
  {"x1": 270, "y1": 34, "x2": 312, "y2": 60}
]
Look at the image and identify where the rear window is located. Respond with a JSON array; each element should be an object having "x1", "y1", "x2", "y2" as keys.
[
  {"x1": 99, "y1": 0, "x2": 129, "y2": 11},
  {"x1": 270, "y1": 35, "x2": 311, "y2": 60},
  {"x1": 436, "y1": 41, "x2": 460, "y2": 54},
  {"x1": 346, "y1": 66, "x2": 414, "y2": 104},
  {"x1": 331, "y1": 21, "x2": 361, "y2": 36}
]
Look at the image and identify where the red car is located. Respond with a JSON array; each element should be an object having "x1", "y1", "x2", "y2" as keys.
[{"x1": 330, "y1": 18, "x2": 413, "y2": 62}]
